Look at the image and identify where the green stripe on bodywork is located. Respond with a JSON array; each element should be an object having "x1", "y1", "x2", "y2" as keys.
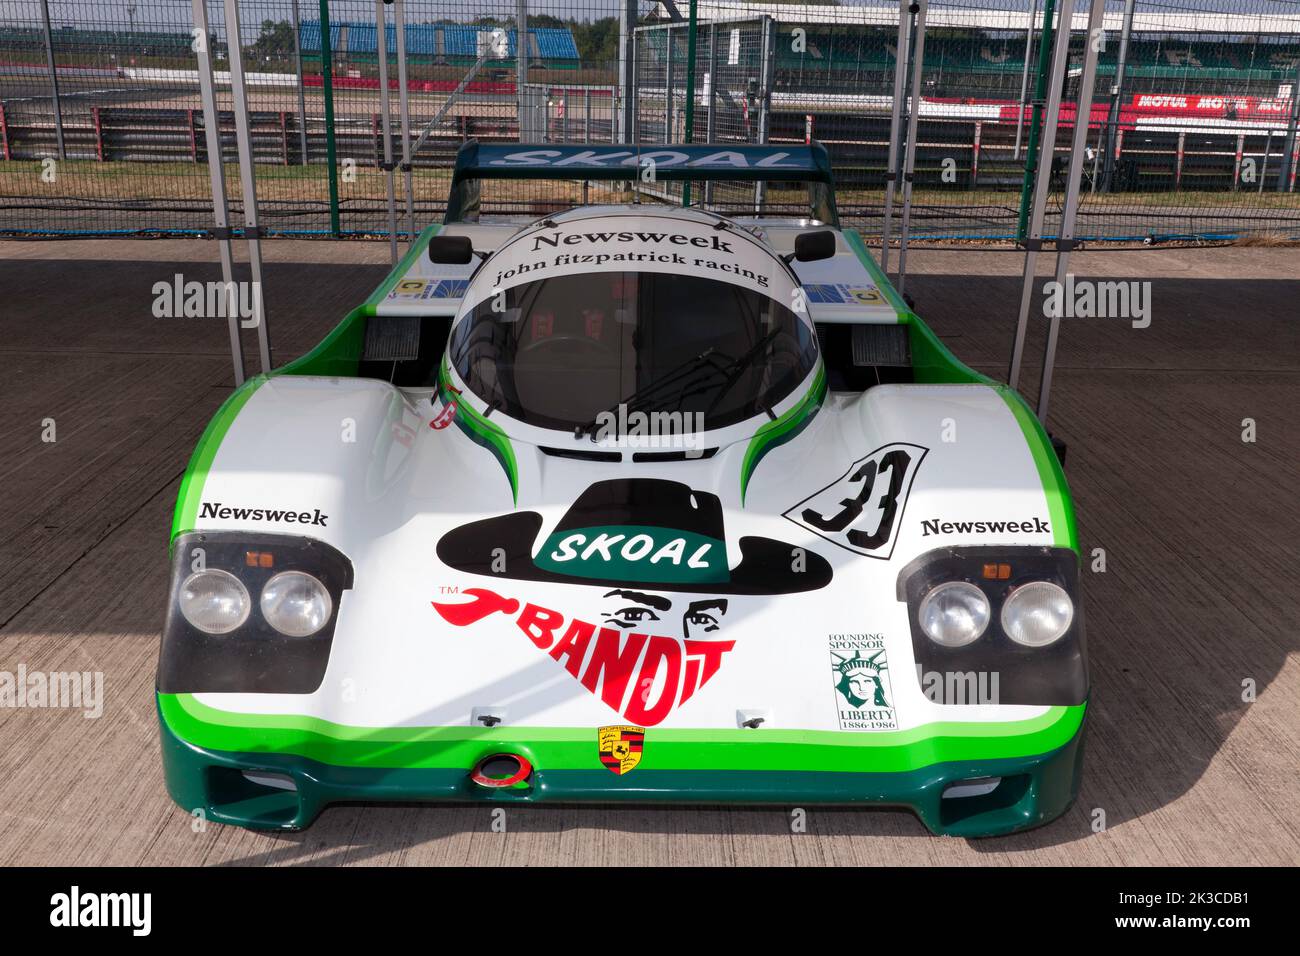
[
  {"x1": 171, "y1": 376, "x2": 266, "y2": 543},
  {"x1": 740, "y1": 365, "x2": 827, "y2": 504},
  {"x1": 438, "y1": 360, "x2": 518, "y2": 503},
  {"x1": 160, "y1": 692, "x2": 1084, "y2": 774},
  {"x1": 997, "y1": 389, "x2": 1078, "y2": 551},
  {"x1": 842, "y1": 229, "x2": 910, "y2": 320},
  {"x1": 364, "y1": 224, "x2": 441, "y2": 308}
]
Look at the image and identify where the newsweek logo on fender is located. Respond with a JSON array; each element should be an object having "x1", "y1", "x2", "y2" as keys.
[
  {"x1": 199, "y1": 501, "x2": 328, "y2": 527},
  {"x1": 920, "y1": 517, "x2": 1050, "y2": 537}
]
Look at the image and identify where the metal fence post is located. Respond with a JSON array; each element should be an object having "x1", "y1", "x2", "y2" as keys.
[
  {"x1": 38, "y1": 0, "x2": 65, "y2": 161},
  {"x1": 318, "y1": 0, "x2": 340, "y2": 236},
  {"x1": 375, "y1": 0, "x2": 397, "y2": 262},
  {"x1": 1008, "y1": 0, "x2": 1072, "y2": 391},
  {"x1": 1016, "y1": 0, "x2": 1059, "y2": 242},
  {"x1": 1036, "y1": 0, "x2": 1107, "y2": 421},
  {"x1": 1014, "y1": 0, "x2": 1037, "y2": 162},
  {"x1": 291, "y1": 0, "x2": 309, "y2": 165},
  {"x1": 881, "y1": 0, "x2": 912, "y2": 275},
  {"x1": 682, "y1": 0, "x2": 698, "y2": 206},
  {"x1": 190, "y1": 0, "x2": 244, "y2": 386},
  {"x1": 704, "y1": 20, "x2": 717, "y2": 205},
  {"x1": 1276, "y1": 62, "x2": 1300, "y2": 192},
  {"x1": 618, "y1": 0, "x2": 637, "y2": 144},
  {"x1": 517, "y1": 0, "x2": 529, "y2": 140},
  {"x1": 394, "y1": 0, "x2": 415, "y2": 238},
  {"x1": 222, "y1": 0, "x2": 272, "y2": 374},
  {"x1": 895, "y1": 0, "x2": 928, "y2": 297},
  {"x1": 754, "y1": 15, "x2": 775, "y2": 212},
  {"x1": 665, "y1": 23, "x2": 674, "y2": 142},
  {"x1": 1101, "y1": 0, "x2": 1134, "y2": 192}
]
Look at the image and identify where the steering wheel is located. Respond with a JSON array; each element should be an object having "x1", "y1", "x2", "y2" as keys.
[{"x1": 517, "y1": 334, "x2": 617, "y2": 360}]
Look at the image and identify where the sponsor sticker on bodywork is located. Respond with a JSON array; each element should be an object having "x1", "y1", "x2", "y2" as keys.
[{"x1": 830, "y1": 633, "x2": 897, "y2": 731}]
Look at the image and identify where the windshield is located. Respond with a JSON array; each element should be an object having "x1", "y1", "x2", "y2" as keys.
[{"x1": 447, "y1": 271, "x2": 818, "y2": 434}]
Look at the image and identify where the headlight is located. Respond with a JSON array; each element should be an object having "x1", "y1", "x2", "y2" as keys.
[
  {"x1": 179, "y1": 569, "x2": 251, "y2": 634},
  {"x1": 1001, "y1": 580, "x2": 1074, "y2": 647},
  {"x1": 917, "y1": 581, "x2": 990, "y2": 647},
  {"x1": 260, "y1": 571, "x2": 333, "y2": 637}
]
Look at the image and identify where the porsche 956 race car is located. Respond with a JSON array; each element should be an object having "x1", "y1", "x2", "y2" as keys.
[{"x1": 157, "y1": 143, "x2": 1086, "y2": 837}]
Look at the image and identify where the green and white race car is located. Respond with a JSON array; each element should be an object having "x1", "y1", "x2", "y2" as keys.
[{"x1": 158, "y1": 143, "x2": 1086, "y2": 837}]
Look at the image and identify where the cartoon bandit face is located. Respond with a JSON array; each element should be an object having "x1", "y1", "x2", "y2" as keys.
[{"x1": 432, "y1": 478, "x2": 830, "y2": 726}]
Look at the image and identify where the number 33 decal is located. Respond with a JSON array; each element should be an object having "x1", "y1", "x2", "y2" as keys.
[{"x1": 783, "y1": 443, "x2": 928, "y2": 559}]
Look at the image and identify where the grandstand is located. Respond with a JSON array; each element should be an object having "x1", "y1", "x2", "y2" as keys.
[
  {"x1": 648, "y1": 2, "x2": 1300, "y2": 98},
  {"x1": 297, "y1": 21, "x2": 581, "y2": 70}
]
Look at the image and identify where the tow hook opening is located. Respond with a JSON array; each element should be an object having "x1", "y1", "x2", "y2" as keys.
[{"x1": 470, "y1": 753, "x2": 533, "y2": 790}]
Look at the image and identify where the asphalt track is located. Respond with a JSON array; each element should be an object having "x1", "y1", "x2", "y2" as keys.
[{"x1": 0, "y1": 239, "x2": 1296, "y2": 865}]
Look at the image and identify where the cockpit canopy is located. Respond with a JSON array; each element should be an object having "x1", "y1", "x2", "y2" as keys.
[{"x1": 447, "y1": 211, "x2": 819, "y2": 436}]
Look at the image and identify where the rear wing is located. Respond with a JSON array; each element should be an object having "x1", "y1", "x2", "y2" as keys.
[{"x1": 444, "y1": 141, "x2": 840, "y2": 226}]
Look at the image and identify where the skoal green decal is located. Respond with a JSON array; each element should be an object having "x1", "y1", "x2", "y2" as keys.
[{"x1": 537, "y1": 525, "x2": 729, "y2": 584}]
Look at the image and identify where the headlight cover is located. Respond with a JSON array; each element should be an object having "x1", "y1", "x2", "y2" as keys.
[
  {"x1": 260, "y1": 571, "x2": 333, "y2": 637},
  {"x1": 179, "y1": 569, "x2": 251, "y2": 634},
  {"x1": 917, "y1": 580, "x2": 990, "y2": 647},
  {"x1": 1001, "y1": 580, "x2": 1074, "y2": 647},
  {"x1": 160, "y1": 532, "x2": 353, "y2": 695}
]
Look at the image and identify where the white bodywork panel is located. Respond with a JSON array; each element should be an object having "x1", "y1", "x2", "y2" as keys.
[{"x1": 189, "y1": 375, "x2": 1058, "y2": 735}]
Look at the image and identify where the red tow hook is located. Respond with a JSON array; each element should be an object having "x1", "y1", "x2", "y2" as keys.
[{"x1": 470, "y1": 753, "x2": 533, "y2": 789}]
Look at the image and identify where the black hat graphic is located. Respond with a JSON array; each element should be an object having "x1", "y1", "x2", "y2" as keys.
[{"x1": 437, "y1": 478, "x2": 832, "y2": 594}]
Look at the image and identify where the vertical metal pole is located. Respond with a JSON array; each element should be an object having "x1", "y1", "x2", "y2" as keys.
[
  {"x1": 682, "y1": 0, "x2": 698, "y2": 206},
  {"x1": 584, "y1": 88, "x2": 591, "y2": 143},
  {"x1": 517, "y1": 0, "x2": 529, "y2": 140},
  {"x1": 375, "y1": 0, "x2": 397, "y2": 262},
  {"x1": 39, "y1": 0, "x2": 65, "y2": 161},
  {"x1": 705, "y1": 21, "x2": 717, "y2": 205},
  {"x1": 394, "y1": 0, "x2": 415, "y2": 237},
  {"x1": 618, "y1": 0, "x2": 637, "y2": 144},
  {"x1": 291, "y1": 0, "x2": 309, "y2": 164},
  {"x1": 1016, "y1": 0, "x2": 1058, "y2": 241},
  {"x1": 191, "y1": 0, "x2": 244, "y2": 386},
  {"x1": 318, "y1": 0, "x2": 340, "y2": 236},
  {"x1": 1008, "y1": 0, "x2": 1071, "y2": 390},
  {"x1": 881, "y1": 0, "x2": 912, "y2": 274},
  {"x1": 665, "y1": 24, "x2": 674, "y2": 142},
  {"x1": 896, "y1": 0, "x2": 928, "y2": 297},
  {"x1": 1014, "y1": 0, "x2": 1037, "y2": 161},
  {"x1": 1036, "y1": 0, "x2": 1106, "y2": 421},
  {"x1": 1258, "y1": 130, "x2": 1271, "y2": 194},
  {"x1": 222, "y1": 0, "x2": 272, "y2": 373},
  {"x1": 1101, "y1": 0, "x2": 1134, "y2": 191},
  {"x1": 755, "y1": 15, "x2": 775, "y2": 211},
  {"x1": 1276, "y1": 62, "x2": 1300, "y2": 191}
]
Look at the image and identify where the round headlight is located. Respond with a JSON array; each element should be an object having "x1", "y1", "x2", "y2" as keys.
[
  {"x1": 1001, "y1": 581, "x2": 1074, "y2": 647},
  {"x1": 917, "y1": 581, "x2": 990, "y2": 647},
  {"x1": 260, "y1": 571, "x2": 333, "y2": 637},
  {"x1": 179, "y1": 569, "x2": 251, "y2": 634}
]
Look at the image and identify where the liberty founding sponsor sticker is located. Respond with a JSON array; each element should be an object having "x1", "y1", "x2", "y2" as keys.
[{"x1": 829, "y1": 633, "x2": 897, "y2": 731}]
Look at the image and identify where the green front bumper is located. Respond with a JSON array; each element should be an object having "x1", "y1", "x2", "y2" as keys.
[{"x1": 159, "y1": 693, "x2": 1086, "y2": 838}]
